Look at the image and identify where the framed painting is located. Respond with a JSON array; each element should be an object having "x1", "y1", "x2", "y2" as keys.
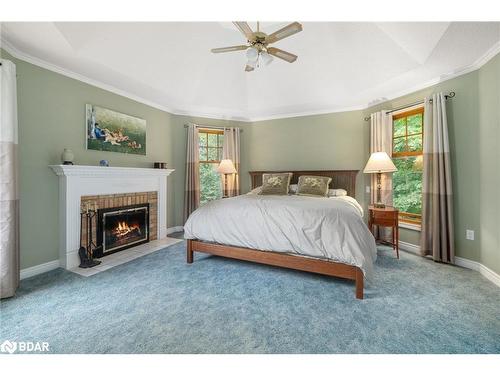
[{"x1": 86, "y1": 104, "x2": 146, "y2": 155}]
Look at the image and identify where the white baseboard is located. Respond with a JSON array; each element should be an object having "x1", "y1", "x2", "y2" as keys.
[
  {"x1": 166, "y1": 226, "x2": 184, "y2": 235},
  {"x1": 20, "y1": 260, "x2": 60, "y2": 280},
  {"x1": 455, "y1": 256, "x2": 500, "y2": 287},
  {"x1": 20, "y1": 226, "x2": 184, "y2": 279},
  {"x1": 398, "y1": 240, "x2": 421, "y2": 255},
  {"x1": 454, "y1": 256, "x2": 480, "y2": 271},
  {"x1": 398, "y1": 241, "x2": 500, "y2": 288}
]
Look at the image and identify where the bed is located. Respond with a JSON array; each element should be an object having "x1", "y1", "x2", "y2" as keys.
[{"x1": 184, "y1": 170, "x2": 377, "y2": 299}]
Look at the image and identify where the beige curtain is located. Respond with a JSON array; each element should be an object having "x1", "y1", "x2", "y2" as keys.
[
  {"x1": 222, "y1": 127, "x2": 240, "y2": 197},
  {"x1": 369, "y1": 111, "x2": 393, "y2": 240},
  {"x1": 421, "y1": 93, "x2": 454, "y2": 263},
  {"x1": 183, "y1": 123, "x2": 200, "y2": 222},
  {"x1": 1, "y1": 60, "x2": 19, "y2": 299}
]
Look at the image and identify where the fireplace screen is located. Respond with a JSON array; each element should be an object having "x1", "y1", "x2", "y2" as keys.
[{"x1": 96, "y1": 204, "x2": 149, "y2": 256}]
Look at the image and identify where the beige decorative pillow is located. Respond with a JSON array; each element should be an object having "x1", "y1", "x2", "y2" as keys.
[
  {"x1": 259, "y1": 173, "x2": 293, "y2": 195},
  {"x1": 297, "y1": 175, "x2": 332, "y2": 197}
]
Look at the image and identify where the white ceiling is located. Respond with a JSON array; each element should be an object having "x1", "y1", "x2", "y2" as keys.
[{"x1": 1, "y1": 22, "x2": 499, "y2": 121}]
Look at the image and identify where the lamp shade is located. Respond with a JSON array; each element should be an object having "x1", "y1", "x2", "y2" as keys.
[
  {"x1": 217, "y1": 159, "x2": 237, "y2": 174},
  {"x1": 363, "y1": 152, "x2": 397, "y2": 174}
]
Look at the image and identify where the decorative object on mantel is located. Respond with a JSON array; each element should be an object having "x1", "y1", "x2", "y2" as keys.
[
  {"x1": 79, "y1": 202, "x2": 101, "y2": 268},
  {"x1": 86, "y1": 104, "x2": 146, "y2": 155},
  {"x1": 99, "y1": 159, "x2": 109, "y2": 167},
  {"x1": 154, "y1": 162, "x2": 168, "y2": 169},
  {"x1": 61, "y1": 148, "x2": 74, "y2": 165}
]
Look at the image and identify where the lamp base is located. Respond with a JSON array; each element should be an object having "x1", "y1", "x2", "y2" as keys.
[{"x1": 374, "y1": 202, "x2": 386, "y2": 208}]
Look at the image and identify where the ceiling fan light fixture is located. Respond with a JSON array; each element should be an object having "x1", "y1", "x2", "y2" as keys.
[
  {"x1": 212, "y1": 21, "x2": 302, "y2": 71},
  {"x1": 260, "y1": 51, "x2": 273, "y2": 66},
  {"x1": 247, "y1": 59, "x2": 257, "y2": 68},
  {"x1": 246, "y1": 47, "x2": 259, "y2": 61}
]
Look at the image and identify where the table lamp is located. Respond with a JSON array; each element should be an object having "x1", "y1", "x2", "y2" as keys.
[
  {"x1": 363, "y1": 151, "x2": 397, "y2": 208},
  {"x1": 217, "y1": 159, "x2": 237, "y2": 198}
]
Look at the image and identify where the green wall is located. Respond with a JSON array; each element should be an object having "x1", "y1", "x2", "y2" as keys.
[
  {"x1": 248, "y1": 55, "x2": 499, "y2": 274},
  {"x1": 478, "y1": 54, "x2": 500, "y2": 274},
  {"x1": 242, "y1": 110, "x2": 369, "y2": 209},
  {"x1": 2, "y1": 47, "x2": 498, "y2": 275},
  {"x1": 0, "y1": 48, "x2": 246, "y2": 270},
  {"x1": 1, "y1": 49, "x2": 179, "y2": 269},
  {"x1": 363, "y1": 66, "x2": 481, "y2": 262}
]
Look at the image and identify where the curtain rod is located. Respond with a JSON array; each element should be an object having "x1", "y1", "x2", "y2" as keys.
[
  {"x1": 183, "y1": 124, "x2": 243, "y2": 132},
  {"x1": 363, "y1": 91, "x2": 455, "y2": 121}
]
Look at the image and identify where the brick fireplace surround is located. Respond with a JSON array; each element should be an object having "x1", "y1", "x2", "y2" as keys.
[{"x1": 80, "y1": 191, "x2": 158, "y2": 249}]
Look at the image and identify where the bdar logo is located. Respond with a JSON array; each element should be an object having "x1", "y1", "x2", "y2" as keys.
[{"x1": 0, "y1": 340, "x2": 17, "y2": 354}]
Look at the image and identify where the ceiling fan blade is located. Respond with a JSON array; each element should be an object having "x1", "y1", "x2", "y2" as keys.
[
  {"x1": 266, "y1": 22, "x2": 303, "y2": 44},
  {"x1": 211, "y1": 45, "x2": 248, "y2": 53},
  {"x1": 233, "y1": 22, "x2": 254, "y2": 40},
  {"x1": 267, "y1": 47, "x2": 298, "y2": 63},
  {"x1": 245, "y1": 64, "x2": 255, "y2": 72}
]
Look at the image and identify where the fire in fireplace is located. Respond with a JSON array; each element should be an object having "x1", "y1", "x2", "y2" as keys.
[{"x1": 95, "y1": 204, "x2": 150, "y2": 257}]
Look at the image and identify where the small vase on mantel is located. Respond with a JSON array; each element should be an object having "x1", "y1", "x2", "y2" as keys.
[{"x1": 61, "y1": 148, "x2": 74, "y2": 165}]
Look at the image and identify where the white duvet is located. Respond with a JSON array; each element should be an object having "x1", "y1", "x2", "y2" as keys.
[{"x1": 184, "y1": 194, "x2": 377, "y2": 279}]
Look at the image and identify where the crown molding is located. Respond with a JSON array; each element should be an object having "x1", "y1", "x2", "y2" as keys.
[
  {"x1": 1, "y1": 38, "x2": 179, "y2": 115},
  {"x1": 2, "y1": 37, "x2": 499, "y2": 123},
  {"x1": 247, "y1": 104, "x2": 367, "y2": 122},
  {"x1": 1, "y1": 38, "x2": 253, "y2": 122}
]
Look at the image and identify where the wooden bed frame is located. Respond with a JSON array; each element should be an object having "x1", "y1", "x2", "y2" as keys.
[{"x1": 187, "y1": 170, "x2": 365, "y2": 299}]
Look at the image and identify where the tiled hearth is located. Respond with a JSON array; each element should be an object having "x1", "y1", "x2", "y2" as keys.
[{"x1": 71, "y1": 236, "x2": 182, "y2": 277}]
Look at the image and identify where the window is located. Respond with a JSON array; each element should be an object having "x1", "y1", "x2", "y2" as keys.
[
  {"x1": 392, "y1": 107, "x2": 424, "y2": 225},
  {"x1": 198, "y1": 129, "x2": 224, "y2": 204}
]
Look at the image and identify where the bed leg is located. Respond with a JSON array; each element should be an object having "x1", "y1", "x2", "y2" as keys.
[
  {"x1": 355, "y1": 268, "x2": 364, "y2": 300},
  {"x1": 187, "y1": 239, "x2": 193, "y2": 264}
]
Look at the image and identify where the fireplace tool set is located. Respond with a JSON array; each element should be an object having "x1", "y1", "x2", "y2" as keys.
[{"x1": 79, "y1": 203, "x2": 102, "y2": 268}]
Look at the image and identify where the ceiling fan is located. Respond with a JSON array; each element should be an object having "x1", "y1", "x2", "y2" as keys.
[{"x1": 211, "y1": 21, "x2": 303, "y2": 72}]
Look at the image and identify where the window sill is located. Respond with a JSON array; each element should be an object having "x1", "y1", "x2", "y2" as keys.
[{"x1": 399, "y1": 222, "x2": 421, "y2": 232}]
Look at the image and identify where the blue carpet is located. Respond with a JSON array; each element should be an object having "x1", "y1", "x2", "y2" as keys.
[{"x1": 1, "y1": 241, "x2": 499, "y2": 354}]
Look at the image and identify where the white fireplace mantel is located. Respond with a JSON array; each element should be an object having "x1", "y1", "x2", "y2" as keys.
[{"x1": 50, "y1": 165, "x2": 174, "y2": 269}]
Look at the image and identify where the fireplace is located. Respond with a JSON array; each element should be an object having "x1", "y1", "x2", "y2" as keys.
[{"x1": 95, "y1": 203, "x2": 150, "y2": 257}]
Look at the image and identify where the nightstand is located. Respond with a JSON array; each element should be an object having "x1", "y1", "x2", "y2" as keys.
[{"x1": 368, "y1": 205, "x2": 399, "y2": 259}]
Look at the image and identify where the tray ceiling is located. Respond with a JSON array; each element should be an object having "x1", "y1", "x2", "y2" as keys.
[{"x1": 1, "y1": 22, "x2": 499, "y2": 121}]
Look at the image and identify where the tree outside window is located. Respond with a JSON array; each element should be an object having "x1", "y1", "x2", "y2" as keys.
[
  {"x1": 198, "y1": 129, "x2": 224, "y2": 205},
  {"x1": 392, "y1": 107, "x2": 424, "y2": 225}
]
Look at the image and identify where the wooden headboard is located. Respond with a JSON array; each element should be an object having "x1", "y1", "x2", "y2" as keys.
[{"x1": 249, "y1": 170, "x2": 359, "y2": 197}]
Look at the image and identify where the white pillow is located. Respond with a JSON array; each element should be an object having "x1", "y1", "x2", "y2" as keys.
[
  {"x1": 247, "y1": 186, "x2": 262, "y2": 195},
  {"x1": 288, "y1": 184, "x2": 298, "y2": 194},
  {"x1": 328, "y1": 188, "x2": 347, "y2": 197}
]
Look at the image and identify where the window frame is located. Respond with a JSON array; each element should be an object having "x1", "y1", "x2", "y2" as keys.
[
  {"x1": 198, "y1": 128, "x2": 224, "y2": 205},
  {"x1": 198, "y1": 128, "x2": 224, "y2": 164},
  {"x1": 392, "y1": 107, "x2": 424, "y2": 158},
  {"x1": 391, "y1": 106, "x2": 424, "y2": 226}
]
